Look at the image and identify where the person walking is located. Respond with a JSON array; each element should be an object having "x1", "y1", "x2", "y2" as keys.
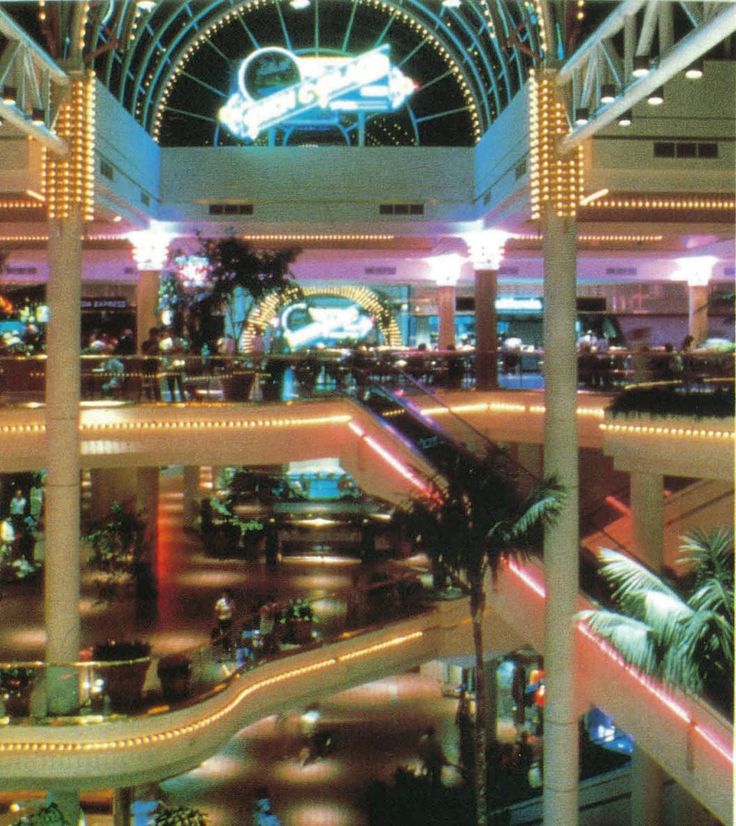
[
  {"x1": 417, "y1": 725, "x2": 449, "y2": 786},
  {"x1": 214, "y1": 589, "x2": 236, "y2": 657}
]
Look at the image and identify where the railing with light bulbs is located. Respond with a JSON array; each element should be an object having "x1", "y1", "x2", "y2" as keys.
[{"x1": 0, "y1": 565, "x2": 440, "y2": 725}]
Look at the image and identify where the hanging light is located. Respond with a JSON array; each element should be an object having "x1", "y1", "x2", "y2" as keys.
[
  {"x1": 442, "y1": 0, "x2": 462, "y2": 6},
  {"x1": 31, "y1": 108, "x2": 45, "y2": 125},
  {"x1": 600, "y1": 84, "x2": 616, "y2": 104},
  {"x1": 574, "y1": 107, "x2": 589, "y2": 125},
  {"x1": 685, "y1": 59, "x2": 704, "y2": 80},
  {"x1": 2, "y1": 86, "x2": 17, "y2": 105},
  {"x1": 617, "y1": 110, "x2": 632, "y2": 127},
  {"x1": 632, "y1": 56, "x2": 650, "y2": 78},
  {"x1": 289, "y1": 0, "x2": 310, "y2": 7},
  {"x1": 647, "y1": 87, "x2": 664, "y2": 106}
]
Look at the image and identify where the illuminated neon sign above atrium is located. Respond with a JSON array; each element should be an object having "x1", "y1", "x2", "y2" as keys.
[{"x1": 218, "y1": 45, "x2": 415, "y2": 141}]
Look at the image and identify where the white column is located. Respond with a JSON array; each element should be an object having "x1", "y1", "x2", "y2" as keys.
[
  {"x1": 674, "y1": 256, "x2": 716, "y2": 347},
  {"x1": 45, "y1": 209, "x2": 83, "y2": 715},
  {"x1": 541, "y1": 205, "x2": 580, "y2": 826},
  {"x1": 631, "y1": 747, "x2": 664, "y2": 826},
  {"x1": 128, "y1": 224, "x2": 172, "y2": 350},
  {"x1": 136, "y1": 268, "x2": 161, "y2": 351},
  {"x1": 437, "y1": 285, "x2": 456, "y2": 350},
  {"x1": 688, "y1": 283, "x2": 709, "y2": 346},
  {"x1": 182, "y1": 465, "x2": 200, "y2": 530},
  {"x1": 630, "y1": 471, "x2": 664, "y2": 570}
]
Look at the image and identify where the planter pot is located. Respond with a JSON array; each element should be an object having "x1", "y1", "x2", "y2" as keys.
[
  {"x1": 98, "y1": 659, "x2": 151, "y2": 711},
  {"x1": 291, "y1": 619, "x2": 313, "y2": 645},
  {"x1": 157, "y1": 655, "x2": 193, "y2": 703}
]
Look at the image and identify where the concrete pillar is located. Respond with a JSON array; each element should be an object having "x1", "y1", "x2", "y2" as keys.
[
  {"x1": 630, "y1": 471, "x2": 664, "y2": 570},
  {"x1": 89, "y1": 467, "x2": 139, "y2": 518},
  {"x1": 182, "y1": 465, "x2": 200, "y2": 530},
  {"x1": 688, "y1": 283, "x2": 709, "y2": 346},
  {"x1": 437, "y1": 284, "x2": 456, "y2": 350},
  {"x1": 45, "y1": 209, "x2": 83, "y2": 715},
  {"x1": 473, "y1": 267, "x2": 498, "y2": 389},
  {"x1": 136, "y1": 466, "x2": 159, "y2": 562},
  {"x1": 541, "y1": 205, "x2": 580, "y2": 826},
  {"x1": 112, "y1": 786, "x2": 133, "y2": 826},
  {"x1": 135, "y1": 269, "x2": 161, "y2": 352},
  {"x1": 630, "y1": 747, "x2": 664, "y2": 826}
]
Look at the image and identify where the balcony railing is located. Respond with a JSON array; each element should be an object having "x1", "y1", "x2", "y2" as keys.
[{"x1": 0, "y1": 348, "x2": 732, "y2": 406}]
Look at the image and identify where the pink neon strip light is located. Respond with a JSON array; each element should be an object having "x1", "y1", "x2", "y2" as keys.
[
  {"x1": 348, "y1": 420, "x2": 432, "y2": 497},
  {"x1": 505, "y1": 560, "x2": 733, "y2": 765}
]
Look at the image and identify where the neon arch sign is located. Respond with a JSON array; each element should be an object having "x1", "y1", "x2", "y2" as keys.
[{"x1": 218, "y1": 44, "x2": 415, "y2": 142}]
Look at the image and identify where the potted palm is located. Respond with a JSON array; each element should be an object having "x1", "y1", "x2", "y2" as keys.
[
  {"x1": 85, "y1": 501, "x2": 154, "y2": 603},
  {"x1": 92, "y1": 638, "x2": 152, "y2": 712}
]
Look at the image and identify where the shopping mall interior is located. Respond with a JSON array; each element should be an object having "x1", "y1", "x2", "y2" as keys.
[{"x1": 0, "y1": 2, "x2": 733, "y2": 825}]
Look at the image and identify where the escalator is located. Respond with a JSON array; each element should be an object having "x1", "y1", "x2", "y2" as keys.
[{"x1": 362, "y1": 379, "x2": 733, "y2": 822}]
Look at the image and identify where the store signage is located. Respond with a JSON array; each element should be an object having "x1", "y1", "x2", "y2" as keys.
[
  {"x1": 496, "y1": 297, "x2": 543, "y2": 312},
  {"x1": 81, "y1": 298, "x2": 128, "y2": 310},
  {"x1": 219, "y1": 45, "x2": 414, "y2": 141}
]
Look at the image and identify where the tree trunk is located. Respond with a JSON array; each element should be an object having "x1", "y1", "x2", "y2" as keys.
[{"x1": 471, "y1": 581, "x2": 488, "y2": 826}]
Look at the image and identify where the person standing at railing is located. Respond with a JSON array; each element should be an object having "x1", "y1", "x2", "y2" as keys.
[
  {"x1": 159, "y1": 327, "x2": 189, "y2": 402},
  {"x1": 141, "y1": 327, "x2": 161, "y2": 402},
  {"x1": 214, "y1": 588, "x2": 236, "y2": 657}
]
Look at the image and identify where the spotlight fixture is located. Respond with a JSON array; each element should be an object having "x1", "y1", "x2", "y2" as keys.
[
  {"x1": 617, "y1": 110, "x2": 632, "y2": 127},
  {"x1": 600, "y1": 84, "x2": 616, "y2": 104},
  {"x1": 647, "y1": 87, "x2": 664, "y2": 106},
  {"x1": 136, "y1": 0, "x2": 156, "y2": 10},
  {"x1": 685, "y1": 59, "x2": 704, "y2": 80},
  {"x1": 31, "y1": 108, "x2": 44, "y2": 125},
  {"x1": 574, "y1": 107, "x2": 590, "y2": 126},
  {"x1": 2, "y1": 86, "x2": 17, "y2": 105},
  {"x1": 632, "y1": 56, "x2": 650, "y2": 78}
]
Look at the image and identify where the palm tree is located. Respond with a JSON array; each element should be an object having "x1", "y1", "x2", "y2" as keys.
[
  {"x1": 406, "y1": 449, "x2": 564, "y2": 826},
  {"x1": 579, "y1": 527, "x2": 733, "y2": 712}
]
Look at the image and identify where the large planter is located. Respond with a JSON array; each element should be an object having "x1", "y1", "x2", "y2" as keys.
[
  {"x1": 93, "y1": 640, "x2": 152, "y2": 712},
  {"x1": 157, "y1": 654, "x2": 193, "y2": 704},
  {"x1": 98, "y1": 659, "x2": 151, "y2": 711}
]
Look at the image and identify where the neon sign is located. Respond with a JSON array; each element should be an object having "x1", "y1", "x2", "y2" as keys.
[{"x1": 218, "y1": 45, "x2": 415, "y2": 141}]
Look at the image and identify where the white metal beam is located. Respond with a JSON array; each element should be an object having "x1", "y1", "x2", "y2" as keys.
[
  {"x1": 0, "y1": 8, "x2": 69, "y2": 156},
  {"x1": 557, "y1": 1, "x2": 736, "y2": 152}
]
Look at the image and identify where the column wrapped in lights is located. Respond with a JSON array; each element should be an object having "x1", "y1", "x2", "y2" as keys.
[
  {"x1": 528, "y1": 69, "x2": 584, "y2": 221},
  {"x1": 43, "y1": 71, "x2": 95, "y2": 221},
  {"x1": 466, "y1": 229, "x2": 509, "y2": 390}
]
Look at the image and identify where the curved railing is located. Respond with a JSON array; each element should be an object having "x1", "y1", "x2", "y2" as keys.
[
  {"x1": 0, "y1": 564, "x2": 437, "y2": 725},
  {"x1": 0, "y1": 348, "x2": 732, "y2": 405}
]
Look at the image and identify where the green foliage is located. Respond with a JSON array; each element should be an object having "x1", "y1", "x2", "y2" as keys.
[
  {"x1": 189, "y1": 236, "x2": 301, "y2": 347},
  {"x1": 406, "y1": 450, "x2": 564, "y2": 588},
  {"x1": 580, "y1": 528, "x2": 734, "y2": 708},
  {"x1": 11, "y1": 802, "x2": 68, "y2": 825},
  {"x1": 85, "y1": 501, "x2": 148, "y2": 569},
  {"x1": 153, "y1": 805, "x2": 209, "y2": 825}
]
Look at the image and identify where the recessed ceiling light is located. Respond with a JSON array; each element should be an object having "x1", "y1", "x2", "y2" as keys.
[{"x1": 647, "y1": 87, "x2": 664, "y2": 106}]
